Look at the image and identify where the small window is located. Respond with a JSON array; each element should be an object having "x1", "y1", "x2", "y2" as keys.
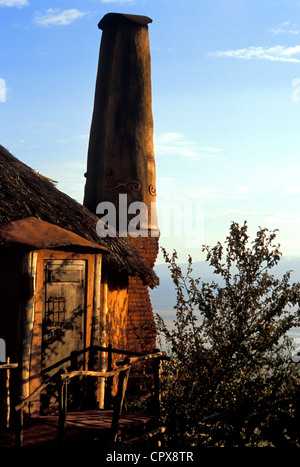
[{"x1": 45, "y1": 295, "x2": 66, "y2": 326}]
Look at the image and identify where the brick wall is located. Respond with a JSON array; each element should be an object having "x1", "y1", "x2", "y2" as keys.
[{"x1": 127, "y1": 235, "x2": 159, "y2": 353}]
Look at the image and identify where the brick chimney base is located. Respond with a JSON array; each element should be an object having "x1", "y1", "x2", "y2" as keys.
[{"x1": 127, "y1": 235, "x2": 159, "y2": 354}]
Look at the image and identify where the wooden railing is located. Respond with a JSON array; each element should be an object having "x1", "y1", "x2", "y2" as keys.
[
  {"x1": 13, "y1": 346, "x2": 169, "y2": 448},
  {"x1": 58, "y1": 350, "x2": 168, "y2": 447}
]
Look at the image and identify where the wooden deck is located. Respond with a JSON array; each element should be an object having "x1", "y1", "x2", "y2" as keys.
[
  {"x1": 0, "y1": 409, "x2": 158, "y2": 448},
  {"x1": 0, "y1": 350, "x2": 169, "y2": 448}
]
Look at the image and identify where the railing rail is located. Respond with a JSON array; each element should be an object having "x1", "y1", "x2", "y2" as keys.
[
  {"x1": 15, "y1": 367, "x2": 64, "y2": 413},
  {"x1": 12, "y1": 345, "x2": 169, "y2": 448},
  {"x1": 40, "y1": 344, "x2": 150, "y2": 376},
  {"x1": 60, "y1": 366, "x2": 131, "y2": 382},
  {"x1": 0, "y1": 363, "x2": 18, "y2": 370},
  {"x1": 57, "y1": 350, "x2": 169, "y2": 447}
]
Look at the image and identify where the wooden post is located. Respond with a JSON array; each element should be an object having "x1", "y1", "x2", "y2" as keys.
[
  {"x1": 6, "y1": 357, "x2": 10, "y2": 428},
  {"x1": 58, "y1": 379, "x2": 68, "y2": 448},
  {"x1": 111, "y1": 359, "x2": 131, "y2": 443},
  {"x1": 20, "y1": 251, "x2": 37, "y2": 407},
  {"x1": 152, "y1": 350, "x2": 161, "y2": 417},
  {"x1": 99, "y1": 278, "x2": 108, "y2": 409},
  {"x1": 105, "y1": 343, "x2": 113, "y2": 408},
  {"x1": 70, "y1": 350, "x2": 80, "y2": 409},
  {"x1": 14, "y1": 404, "x2": 24, "y2": 448},
  {"x1": 91, "y1": 254, "x2": 102, "y2": 406}
]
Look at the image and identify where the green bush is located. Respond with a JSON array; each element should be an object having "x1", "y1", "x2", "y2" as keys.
[{"x1": 156, "y1": 221, "x2": 300, "y2": 447}]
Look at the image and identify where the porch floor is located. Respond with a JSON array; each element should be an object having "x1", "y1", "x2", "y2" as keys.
[{"x1": 0, "y1": 409, "x2": 157, "y2": 448}]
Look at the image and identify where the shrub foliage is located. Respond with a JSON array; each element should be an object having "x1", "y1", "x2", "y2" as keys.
[{"x1": 156, "y1": 221, "x2": 300, "y2": 447}]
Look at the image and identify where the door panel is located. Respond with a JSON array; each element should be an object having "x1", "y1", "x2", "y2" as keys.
[{"x1": 41, "y1": 260, "x2": 86, "y2": 412}]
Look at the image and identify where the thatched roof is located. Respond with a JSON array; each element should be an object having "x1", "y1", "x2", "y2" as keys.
[{"x1": 0, "y1": 145, "x2": 158, "y2": 287}]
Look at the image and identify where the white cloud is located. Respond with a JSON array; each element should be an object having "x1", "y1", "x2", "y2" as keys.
[
  {"x1": 270, "y1": 27, "x2": 299, "y2": 35},
  {"x1": 154, "y1": 132, "x2": 223, "y2": 161},
  {"x1": 200, "y1": 146, "x2": 223, "y2": 152},
  {"x1": 155, "y1": 132, "x2": 182, "y2": 144},
  {"x1": 157, "y1": 183, "x2": 251, "y2": 204},
  {"x1": 188, "y1": 186, "x2": 251, "y2": 202},
  {"x1": 270, "y1": 21, "x2": 300, "y2": 36},
  {"x1": 0, "y1": 0, "x2": 28, "y2": 7},
  {"x1": 205, "y1": 208, "x2": 300, "y2": 228},
  {"x1": 33, "y1": 9, "x2": 87, "y2": 27},
  {"x1": 0, "y1": 79, "x2": 6, "y2": 102},
  {"x1": 155, "y1": 133, "x2": 199, "y2": 159},
  {"x1": 210, "y1": 45, "x2": 300, "y2": 63}
]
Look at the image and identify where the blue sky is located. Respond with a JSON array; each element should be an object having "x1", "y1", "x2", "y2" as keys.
[{"x1": 2, "y1": 0, "x2": 300, "y2": 264}]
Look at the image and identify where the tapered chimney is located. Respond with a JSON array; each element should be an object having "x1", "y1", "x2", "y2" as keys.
[
  {"x1": 84, "y1": 13, "x2": 158, "y2": 235},
  {"x1": 84, "y1": 13, "x2": 159, "y2": 353}
]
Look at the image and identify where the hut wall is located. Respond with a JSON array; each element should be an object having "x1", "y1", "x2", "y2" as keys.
[
  {"x1": 99, "y1": 272, "x2": 128, "y2": 399},
  {"x1": 104, "y1": 272, "x2": 128, "y2": 362}
]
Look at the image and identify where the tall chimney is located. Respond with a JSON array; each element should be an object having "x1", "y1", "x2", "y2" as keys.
[
  {"x1": 84, "y1": 13, "x2": 158, "y2": 235},
  {"x1": 84, "y1": 13, "x2": 159, "y2": 353}
]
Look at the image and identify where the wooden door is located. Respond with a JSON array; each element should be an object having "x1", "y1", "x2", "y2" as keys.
[{"x1": 41, "y1": 260, "x2": 86, "y2": 411}]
